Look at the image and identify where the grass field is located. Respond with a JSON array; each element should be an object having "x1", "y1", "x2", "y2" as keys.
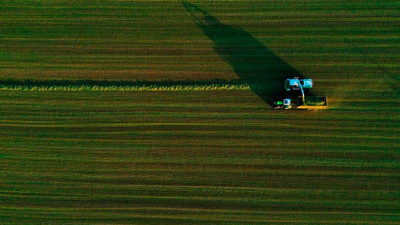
[
  {"x1": 1, "y1": 0, "x2": 400, "y2": 224},
  {"x1": 1, "y1": 90, "x2": 399, "y2": 224}
]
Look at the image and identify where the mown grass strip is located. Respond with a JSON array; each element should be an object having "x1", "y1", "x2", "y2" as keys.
[
  {"x1": 0, "y1": 84, "x2": 250, "y2": 91},
  {"x1": 0, "y1": 79, "x2": 251, "y2": 91}
]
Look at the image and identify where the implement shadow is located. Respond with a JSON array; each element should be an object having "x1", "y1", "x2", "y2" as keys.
[{"x1": 183, "y1": 3, "x2": 305, "y2": 105}]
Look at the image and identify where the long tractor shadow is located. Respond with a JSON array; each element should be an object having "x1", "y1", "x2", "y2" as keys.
[
  {"x1": 0, "y1": 4, "x2": 314, "y2": 108},
  {"x1": 183, "y1": 3, "x2": 307, "y2": 105}
]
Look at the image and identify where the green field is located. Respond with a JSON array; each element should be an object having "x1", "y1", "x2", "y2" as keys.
[{"x1": 1, "y1": 0, "x2": 400, "y2": 224}]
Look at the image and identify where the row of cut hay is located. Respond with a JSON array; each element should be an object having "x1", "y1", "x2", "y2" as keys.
[{"x1": 0, "y1": 84, "x2": 250, "y2": 92}]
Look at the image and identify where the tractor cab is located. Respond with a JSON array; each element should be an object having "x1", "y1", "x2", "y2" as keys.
[
  {"x1": 273, "y1": 98, "x2": 292, "y2": 109},
  {"x1": 283, "y1": 98, "x2": 292, "y2": 109}
]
